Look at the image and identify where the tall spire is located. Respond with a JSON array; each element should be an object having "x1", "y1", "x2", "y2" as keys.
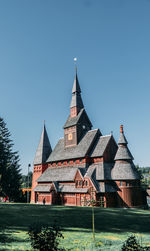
[
  {"x1": 70, "y1": 67, "x2": 84, "y2": 117},
  {"x1": 34, "y1": 123, "x2": 52, "y2": 165}
]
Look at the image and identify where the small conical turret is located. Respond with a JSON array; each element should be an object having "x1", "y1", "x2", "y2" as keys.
[
  {"x1": 34, "y1": 123, "x2": 52, "y2": 165},
  {"x1": 114, "y1": 125, "x2": 133, "y2": 161}
]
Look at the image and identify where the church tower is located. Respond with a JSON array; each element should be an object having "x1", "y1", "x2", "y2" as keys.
[
  {"x1": 63, "y1": 68, "x2": 92, "y2": 148},
  {"x1": 30, "y1": 123, "x2": 52, "y2": 203}
]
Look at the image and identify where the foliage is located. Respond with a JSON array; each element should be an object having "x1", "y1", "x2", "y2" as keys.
[
  {"x1": 0, "y1": 117, "x2": 21, "y2": 201},
  {"x1": 136, "y1": 165, "x2": 150, "y2": 190},
  {"x1": 28, "y1": 222, "x2": 65, "y2": 251},
  {"x1": 122, "y1": 235, "x2": 150, "y2": 251},
  {"x1": 21, "y1": 171, "x2": 33, "y2": 188},
  {"x1": 136, "y1": 165, "x2": 144, "y2": 180}
]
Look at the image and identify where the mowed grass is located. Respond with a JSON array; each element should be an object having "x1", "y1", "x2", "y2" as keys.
[{"x1": 0, "y1": 203, "x2": 150, "y2": 250}]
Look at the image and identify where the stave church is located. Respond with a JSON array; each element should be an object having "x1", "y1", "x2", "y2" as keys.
[{"x1": 31, "y1": 68, "x2": 147, "y2": 208}]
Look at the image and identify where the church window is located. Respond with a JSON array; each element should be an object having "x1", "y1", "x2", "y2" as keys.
[
  {"x1": 79, "y1": 181, "x2": 82, "y2": 186},
  {"x1": 126, "y1": 181, "x2": 129, "y2": 187},
  {"x1": 120, "y1": 181, "x2": 122, "y2": 186},
  {"x1": 85, "y1": 180, "x2": 88, "y2": 186}
]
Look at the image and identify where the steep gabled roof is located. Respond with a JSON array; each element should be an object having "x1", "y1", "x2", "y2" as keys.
[
  {"x1": 84, "y1": 162, "x2": 114, "y2": 181},
  {"x1": 97, "y1": 182, "x2": 118, "y2": 193},
  {"x1": 47, "y1": 129, "x2": 99, "y2": 162},
  {"x1": 59, "y1": 184, "x2": 88, "y2": 193},
  {"x1": 34, "y1": 183, "x2": 88, "y2": 193},
  {"x1": 91, "y1": 135, "x2": 112, "y2": 157},
  {"x1": 34, "y1": 184, "x2": 51, "y2": 192},
  {"x1": 34, "y1": 124, "x2": 52, "y2": 165},
  {"x1": 63, "y1": 108, "x2": 92, "y2": 129},
  {"x1": 37, "y1": 166, "x2": 85, "y2": 182}
]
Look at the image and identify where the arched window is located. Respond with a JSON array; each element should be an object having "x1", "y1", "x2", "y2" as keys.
[{"x1": 85, "y1": 180, "x2": 88, "y2": 186}]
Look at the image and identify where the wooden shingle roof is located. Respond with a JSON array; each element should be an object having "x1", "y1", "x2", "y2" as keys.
[
  {"x1": 111, "y1": 163, "x2": 140, "y2": 180},
  {"x1": 34, "y1": 124, "x2": 52, "y2": 165},
  {"x1": 91, "y1": 135, "x2": 112, "y2": 157},
  {"x1": 63, "y1": 108, "x2": 92, "y2": 129},
  {"x1": 47, "y1": 129, "x2": 100, "y2": 162},
  {"x1": 37, "y1": 166, "x2": 84, "y2": 182}
]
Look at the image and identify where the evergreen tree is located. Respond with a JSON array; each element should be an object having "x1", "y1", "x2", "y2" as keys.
[{"x1": 0, "y1": 117, "x2": 21, "y2": 201}]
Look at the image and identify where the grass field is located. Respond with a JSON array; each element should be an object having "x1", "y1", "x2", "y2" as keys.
[{"x1": 0, "y1": 203, "x2": 150, "y2": 250}]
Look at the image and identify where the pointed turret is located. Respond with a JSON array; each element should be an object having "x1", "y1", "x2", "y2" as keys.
[
  {"x1": 112, "y1": 125, "x2": 140, "y2": 180},
  {"x1": 114, "y1": 125, "x2": 133, "y2": 161},
  {"x1": 34, "y1": 123, "x2": 52, "y2": 165},
  {"x1": 70, "y1": 68, "x2": 84, "y2": 117}
]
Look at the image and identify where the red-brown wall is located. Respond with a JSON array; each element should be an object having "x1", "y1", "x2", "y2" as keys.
[{"x1": 30, "y1": 164, "x2": 48, "y2": 203}]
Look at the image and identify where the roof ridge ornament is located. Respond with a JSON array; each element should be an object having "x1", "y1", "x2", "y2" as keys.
[
  {"x1": 120, "y1": 125, "x2": 123, "y2": 133},
  {"x1": 74, "y1": 57, "x2": 77, "y2": 75}
]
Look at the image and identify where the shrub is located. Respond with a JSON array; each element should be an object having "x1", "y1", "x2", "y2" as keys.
[
  {"x1": 121, "y1": 235, "x2": 150, "y2": 251},
  {"x1": 28, "y1": 222, "x2": 65, "y2": 251}
]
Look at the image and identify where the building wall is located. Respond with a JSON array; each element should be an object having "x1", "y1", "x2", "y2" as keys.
[
  {"x1": 116, "y1": 180, "x2": 144, "y2": 207},
  {"x1": 30, "y1": 164, "x2": 48, "y2": 203},
  {"x1": 64, "y1": 126, "x2": 77, "y2": 147}
]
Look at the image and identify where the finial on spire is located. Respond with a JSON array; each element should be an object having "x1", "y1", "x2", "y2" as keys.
[
  {"x1": 74, "y1": 57, "x2": 77, "y2": 74},
  {"x1": 120, "y1": 125, "x2": 123, "y2": 133},
  {"x1": 44, "y1": 120, "x2": 45, "y2": 127}
]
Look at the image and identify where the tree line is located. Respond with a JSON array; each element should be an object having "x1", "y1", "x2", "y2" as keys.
[{"x1": 0, "y1": 117, "x2": 22, "y2": 202}]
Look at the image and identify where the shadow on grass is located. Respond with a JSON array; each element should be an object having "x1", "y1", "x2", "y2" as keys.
[
  {"x1": 0, "y1": 230, "x2": 29, "y2": 244},
  {"x1": 0, "y1": 204, "x2": 150, "y2": 234}
]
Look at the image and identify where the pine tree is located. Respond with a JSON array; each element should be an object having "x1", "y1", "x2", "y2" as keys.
[{"x1": 0, "y1": 117, "x2": 21, "y2": 201}]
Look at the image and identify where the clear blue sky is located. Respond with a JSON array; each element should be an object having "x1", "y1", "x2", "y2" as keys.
[{"x1": 0, "y1": 0, "x2": 150, "y2": 174}]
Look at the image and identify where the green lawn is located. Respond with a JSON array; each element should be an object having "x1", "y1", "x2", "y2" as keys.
[{"x1": 0, "y1": 203, "x2": 150, "y2": 250}]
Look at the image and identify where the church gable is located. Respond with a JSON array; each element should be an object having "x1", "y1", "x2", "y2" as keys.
[{"x1": 74, "y1": 169, "x2": 84, "y2": 181}]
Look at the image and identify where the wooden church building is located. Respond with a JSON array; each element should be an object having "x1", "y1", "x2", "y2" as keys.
[{"x1": 31, "y1": 69, "x2": 146, "y2": 208}]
